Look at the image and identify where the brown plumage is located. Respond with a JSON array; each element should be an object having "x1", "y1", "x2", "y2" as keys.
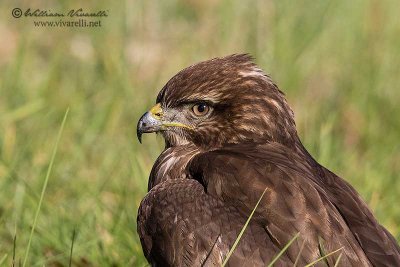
[{"x1": 136, "y1": 54, "x2": 400, "y2": 266}]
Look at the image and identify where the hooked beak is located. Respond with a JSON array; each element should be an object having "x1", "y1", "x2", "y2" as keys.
[
  {"x1": 137, "y1": 103, "x2": 164, "y2": 143},
  {"x1": 137, "y1": 103, "x2": 194, "y2": 143}
]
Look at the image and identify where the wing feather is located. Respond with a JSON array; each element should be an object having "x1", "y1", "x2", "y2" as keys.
[
  {"x1": 187, "y1": 143, "x2": 396, "y2": 265},
  {"x1": 138, "y1": 178, "x2": 294, "y2": 266},
  {"x1": 138, "y1": 142, "x2": 399, "y2": 266}
]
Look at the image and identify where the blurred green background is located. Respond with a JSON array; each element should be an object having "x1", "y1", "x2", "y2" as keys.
[{"x1": 0, "y1": 0, "x2": 399, "y2": 266}]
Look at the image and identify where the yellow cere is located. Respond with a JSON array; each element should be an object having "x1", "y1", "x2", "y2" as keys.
[{"x1": 149, "y1": 103, "x2": 163, "y2": 119}]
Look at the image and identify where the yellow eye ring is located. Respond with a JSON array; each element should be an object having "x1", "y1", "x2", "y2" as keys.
[{"x1": 192, "y1": 103, "x2": 210, "y2": 116}]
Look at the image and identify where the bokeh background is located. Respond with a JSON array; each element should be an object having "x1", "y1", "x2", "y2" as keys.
[{"x1": 0, "y1": 0, "x2": 399, "y2": 266}]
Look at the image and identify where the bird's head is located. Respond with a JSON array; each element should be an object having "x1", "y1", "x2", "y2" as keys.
[{"x1": 137, "y1": 54, "x2": 299, "y2": 149}]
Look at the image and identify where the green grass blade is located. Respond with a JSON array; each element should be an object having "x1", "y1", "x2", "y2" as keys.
[
  {"x1": 22, "y1": 108, "x2": 69, "y2": 267},
  {"x1": 304, "y1": 247, "x2": 343, "y2": 267},
  {"x1": 0, "y1": 254, "x2": 8, "y2": 265},
  {"x1": 1, "y1": 99, "x2": 44, "y2": 123},
  {"x1": 69, "y1": 229, "x2": 76, "y2": 267},
  {"x1": 12, "y1": 233, "x2": 16, "y2": 267},
  {"x1": 221, "y1": 188, "x2": 268, "y2": 267},
  {"x1": 333, "y1": 252, "x2": 342, "y2": 267},
  {"x1": 293, "y1": 239, "x2": 305, "y2": 267},
  {"x1": 267, "y1": 232, "x2": 300, "y2": 267}
]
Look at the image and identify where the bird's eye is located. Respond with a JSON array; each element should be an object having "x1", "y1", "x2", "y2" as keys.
[{"x1": 192, "y1": 103, "x2": 210, "y2": 117}]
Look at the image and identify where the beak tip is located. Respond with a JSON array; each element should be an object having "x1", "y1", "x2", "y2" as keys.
[
  {"x1": 136, "y1": 109, "x2": 163, "y2": 143},
  {"x1": 136, "y1": 119, "x2": 143, "y2": 144}
]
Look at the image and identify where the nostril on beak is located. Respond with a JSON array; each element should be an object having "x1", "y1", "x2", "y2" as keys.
[{"x1": 137, "y1": 110, "x2": 164, "y2": 143}]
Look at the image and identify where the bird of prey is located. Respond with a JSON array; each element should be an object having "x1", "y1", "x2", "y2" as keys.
[{"x1": 136, "y1": 54, "x2": 400, "y2": 266}]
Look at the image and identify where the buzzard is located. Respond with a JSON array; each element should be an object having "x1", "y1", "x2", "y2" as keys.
[{"x1": 136, "y1": 54, "x2": 400, "y2": 266}]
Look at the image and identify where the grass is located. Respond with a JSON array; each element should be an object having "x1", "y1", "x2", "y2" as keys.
[
  {"x1": 0, "y1": 0, "x2": 399, "y2": 265},
  {"x1": 68, "y1": 229, "x2": 76, "y2": 267},
  {"x1": 267, "y1": 233, "x2": 300, "y2": 267},
  {"x1": 304, "y1": 247, "x2": 343, "y2": 267},
  {"x1": 222, "y1": 188, "x2": 268, "y2": 267},
  {"x1": 22, "y1": 108, "x2": 68, "y2": 267}
]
